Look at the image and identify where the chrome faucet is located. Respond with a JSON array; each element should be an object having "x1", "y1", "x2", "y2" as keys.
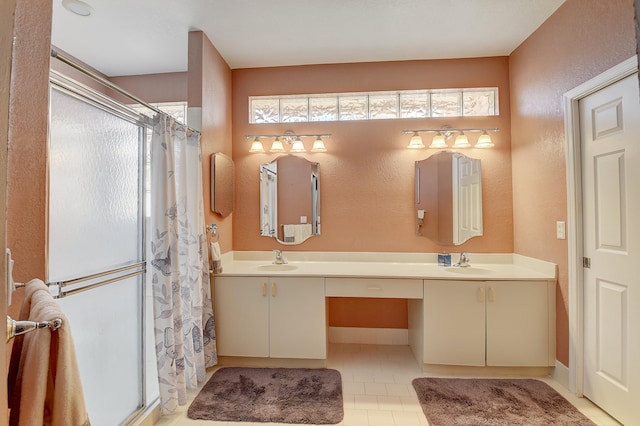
[
  {"x1": 455, "y1": 252, "x2": 470, "y2": 267},
  {"x1": 272, "y1": 249, "x2": 287, "y2": 265}
]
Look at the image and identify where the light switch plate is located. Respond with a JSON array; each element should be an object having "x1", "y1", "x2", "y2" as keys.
[{"x1": 556, "y1": 221, "x2": 566, "y2": 240}]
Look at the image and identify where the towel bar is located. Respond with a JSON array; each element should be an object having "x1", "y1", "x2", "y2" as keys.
[{"x1": 6, "y1": 315, "x2": 62, "y2": 342}]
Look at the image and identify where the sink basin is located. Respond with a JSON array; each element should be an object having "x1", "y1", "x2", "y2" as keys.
[
  {"x1": 445, "y1": 267, "x2": 491, "y2": 275},
  {"x1": 254, "y1": 264, "x2": 298, "y2": 272}
]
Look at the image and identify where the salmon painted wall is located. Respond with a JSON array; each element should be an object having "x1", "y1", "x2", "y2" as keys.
[
  {"x1": 4, "y1": 0, "x2": 52, "y2": 417},
  {"x1": 7, "y1": 0, "x2": 52, "y2": 285},
  {"x1": 188, "y1": 31, "x2": 234, "y2": 253},
  {"x1": 232, "y1": 58, "x2": 513, "y2": 329},
  {"x1": 111, "y1": 72, "x2": 187, "y2": 104},
  {"x1": 232, "y1": 58, "x2": 513, "y2": 254},
  {"x1": 1, "y1": 0, "x2": 17, "y2": 418},
  {"x1": 509, "y1": 0, "x2": 636, "y2": 366}
]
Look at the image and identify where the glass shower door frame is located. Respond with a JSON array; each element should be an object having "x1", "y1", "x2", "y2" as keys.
[{"x1": 47, "y1": 71, "x2": 150, "y2": 425}]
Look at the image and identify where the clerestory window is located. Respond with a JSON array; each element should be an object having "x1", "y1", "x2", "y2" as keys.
[{"x1": 249, "y1": 88, "x2": 498, "y2": 124}]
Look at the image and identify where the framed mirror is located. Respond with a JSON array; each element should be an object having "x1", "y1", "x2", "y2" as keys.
[
  {"x1": 211, "y1": 152, "x2": 235, "y2": 217},
  {"x1": 260, "y1": 155, "x2": 320, "y2": 245},
  {"x1": 415, "y1": 151, "x2": 482, "y2": 245}
]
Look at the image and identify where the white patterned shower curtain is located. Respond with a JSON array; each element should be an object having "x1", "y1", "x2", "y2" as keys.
[{"x1": 150, "y1": 114, "x2": 217, "y2": 415}]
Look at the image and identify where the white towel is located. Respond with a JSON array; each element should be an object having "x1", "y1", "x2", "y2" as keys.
[
  {"x1": 283, "y1": 225, "x2": 295, "y2": 243},
  {"x1": 210, "y1": 241, "x2": 222, "y2": 274},
  {"x1": 293, "y1": 224, "x2": 313, "y2": 243}
]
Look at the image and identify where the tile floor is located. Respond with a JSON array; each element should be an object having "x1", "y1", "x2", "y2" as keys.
[{"x1": 154, "y1": 343, "x2": 622, "y2": 426}]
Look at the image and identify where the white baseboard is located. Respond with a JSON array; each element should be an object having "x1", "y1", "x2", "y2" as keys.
[
  {"x1": 328, "y1": 327, "x2": 408, "y2": 345},
  {"x1": 552, "y1": 359, "x2": 570, "y2": 390}
]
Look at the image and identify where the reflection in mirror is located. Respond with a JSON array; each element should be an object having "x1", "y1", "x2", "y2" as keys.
[
  {"x1": 260, "y1": 155, "x2": 320, "y2": 245},
  {"x1": 211, "y1": 153, "x2": 235, "y2": 217},
  {"x1": 415, "y1": 151, "x2": 482, "y2": 245}
]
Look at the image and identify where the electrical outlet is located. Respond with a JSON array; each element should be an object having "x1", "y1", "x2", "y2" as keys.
[{"x1": 556, "y1": 221, "x2": 566, "y2": 240}]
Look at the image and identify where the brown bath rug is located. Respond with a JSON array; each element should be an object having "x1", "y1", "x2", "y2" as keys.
[
  {"x1": 411, "y1": 377, "x2": 595, "y2": 426},
  {"x1": 187, "y1": 367, "x2": 344, "y2": 424}
]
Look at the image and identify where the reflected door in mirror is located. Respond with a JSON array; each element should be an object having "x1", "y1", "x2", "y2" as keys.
[
  {"x1": 415, "y1": 151, "x2": 482, "y2": 245},
  {"x1": 259, "y1": 155, "x2": 320, "y2": 245}
]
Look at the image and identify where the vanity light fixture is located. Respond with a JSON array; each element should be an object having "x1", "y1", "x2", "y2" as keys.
[
  {"x1": 290, "y1": 136, "x2": 306, "y2": 153},
  {"x1": 452, "y1": 131, "x2": 471, "y2": 149},
  {"x1": 407, "y1": 132, "x2": 426, "y2": 149},
  {"x1": 311, "y1": 136, "x2": 327, "y2": 152},
  {"x1": 245, "y1": 131, "x2": 332, "y2": 154},
  {"x1": 475, "y1": 130, "x2": 495, "y2": 148},
  {"x1": 270, "y1": 137, "x2": 286, "y2": 153},
  {"x1": 249, "y1": 137, "x2": 265, "y2": 153},
  {"x1": 429, "y1": 132, "x2": 448, "y2": 149},
  {"x1": 402, "y1": 126, "x2": 499, "y2": 149}
]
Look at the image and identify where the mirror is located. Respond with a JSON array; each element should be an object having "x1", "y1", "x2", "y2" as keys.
[
  {"x1": 211, "y1": 153, "x2": 235, "y2": 217},
  {"x1": 415, "y1": 151, "x2": 482, "y2": 245},
  {"x1": 260, "y1": 155, "x2": 320, "y2": 245}
]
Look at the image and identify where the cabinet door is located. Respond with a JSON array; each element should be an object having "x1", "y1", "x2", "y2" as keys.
[
  {"x1": 269, "y1": 277, "x2": 326, "y2": 359},
  {"x1": 214, "y1": 276, "x2": 269, "y2": 357},
  {"x1": 424, "y1": 280, "x2": 485, "y2": 366},
  {"x1": 486, "y1": 281, "x2": 550, "y2": 366}
]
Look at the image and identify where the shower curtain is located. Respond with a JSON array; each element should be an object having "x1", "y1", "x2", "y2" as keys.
[{"x1": 150, "y1": 114, "x2": 217, "y2": 414}]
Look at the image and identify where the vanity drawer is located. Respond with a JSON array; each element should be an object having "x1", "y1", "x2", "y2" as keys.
[{"x1": 325, "y1": 278, "x2": 423, "y2": 299}]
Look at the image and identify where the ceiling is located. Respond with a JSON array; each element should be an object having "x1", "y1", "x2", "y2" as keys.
[{"x1": 51, "y1": 0, "x2": 565, "y2": 77}]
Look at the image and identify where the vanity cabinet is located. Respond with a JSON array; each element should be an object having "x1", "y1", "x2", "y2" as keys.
[
  {"x1": 423, "y1": 280, "x2": 555, "y2": 367},
  {"x1": 214, "y1": 276, "x2": 326, "y2": 359}
]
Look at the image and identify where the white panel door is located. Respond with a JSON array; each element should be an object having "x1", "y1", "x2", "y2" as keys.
[
  {"x1": 454, "y1": 155, "x2": 482, "y2": 244},
  {"x1": 580, "y1": 73, "x2": 640, "y2": 426}
]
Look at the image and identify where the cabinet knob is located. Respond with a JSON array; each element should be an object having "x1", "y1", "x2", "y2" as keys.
[
  {"x1": 271, "y1": 282, "x2": 277, "y2": 297},
  {"x1": 488, "y1": 286, "x2": 495, "y2": 302},
  {"x1": 478, "y1": 287, "x2": 485, "y2": 302},
  {"x1": 262, "y1": 282, "x2": 267, "y2": 297}
]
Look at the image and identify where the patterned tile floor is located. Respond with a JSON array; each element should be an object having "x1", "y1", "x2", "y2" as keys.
[{"x1": 153, "y1": 343, "x2": 621, "y2": 426}]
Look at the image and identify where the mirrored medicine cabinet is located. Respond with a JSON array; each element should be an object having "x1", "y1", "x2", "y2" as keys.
[
  {"x1": 211, "y1": 152, "x2": 235, "y2": 217},
  {"x1": 259, "y1": 155, "x2": 320, "y2": 245},
  {"x1": 415, "y1": 151, "x2": 483, "y2": 245}
]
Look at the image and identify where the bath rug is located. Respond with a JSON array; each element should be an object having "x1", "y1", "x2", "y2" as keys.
[
  {"x1": 187, "y1": 367, "x2": 343, "y2": 424},
  {"x1": 411, "y1": 377, "x2": 595, "y2": 425}
]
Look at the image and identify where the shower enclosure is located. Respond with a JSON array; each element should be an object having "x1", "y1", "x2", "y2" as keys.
[{"x1": 47, "y1": 71, "x2": 158, "y2": 425}]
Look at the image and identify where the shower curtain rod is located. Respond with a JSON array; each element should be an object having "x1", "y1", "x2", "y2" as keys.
[{"x1": 50, "y1": 48, "x2": 199, "y2": 134}]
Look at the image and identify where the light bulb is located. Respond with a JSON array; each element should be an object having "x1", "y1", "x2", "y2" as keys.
[
  {"x1": 249, "y1": 137, "x2": 265, "y2": 153},
  {"x1": 475, "y1": 131, "x2": 494, "y2": 148},
  {"x1": 290, "y1": 137, "x2": 306, "y2": 153},
  {"x1": 429, "y1": 132, "x2": 448, "y2": 149},
  {"x1": 407, "y1": 132, "x2": 425, "y2": 149},
  {"x1": 452, "y1": 132, "x2": 471, "y2": 148},
  {"x1": 311, "y1": 136, "x2": 327, "y2": 152},
  {"x1": 270, "y1": 137, "x2": 285, "y2": 152}
]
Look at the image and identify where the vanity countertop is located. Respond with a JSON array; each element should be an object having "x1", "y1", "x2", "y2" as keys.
[{"x1": 214, "y1": 251, "x2": 556, "y2": 281}]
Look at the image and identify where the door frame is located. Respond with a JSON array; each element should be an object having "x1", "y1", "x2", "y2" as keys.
[{"x1": 563, "y1": 55, "x2": 638, "y2": 396}]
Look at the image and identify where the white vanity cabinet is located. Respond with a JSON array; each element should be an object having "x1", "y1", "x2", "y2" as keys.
[
  {"x1": 423, "y1": 280, "x2": 555, "y2": 367},
  {"x1": 214, "y1": 276, "x2": 326, "y2": 359}
]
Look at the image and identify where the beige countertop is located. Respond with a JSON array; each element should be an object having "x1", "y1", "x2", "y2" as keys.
[{"x1": 214, "y1": 251, "x2": 556, "y2": 281}]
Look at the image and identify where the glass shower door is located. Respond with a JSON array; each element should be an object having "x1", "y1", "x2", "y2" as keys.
[{"x1": 48, "y1": 76, "x2": 147, "y2": 425}]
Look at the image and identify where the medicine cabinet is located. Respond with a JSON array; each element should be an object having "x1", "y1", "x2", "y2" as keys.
[{"x1": 211, "y1": 152, "x2": 235, "y2": 217}]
